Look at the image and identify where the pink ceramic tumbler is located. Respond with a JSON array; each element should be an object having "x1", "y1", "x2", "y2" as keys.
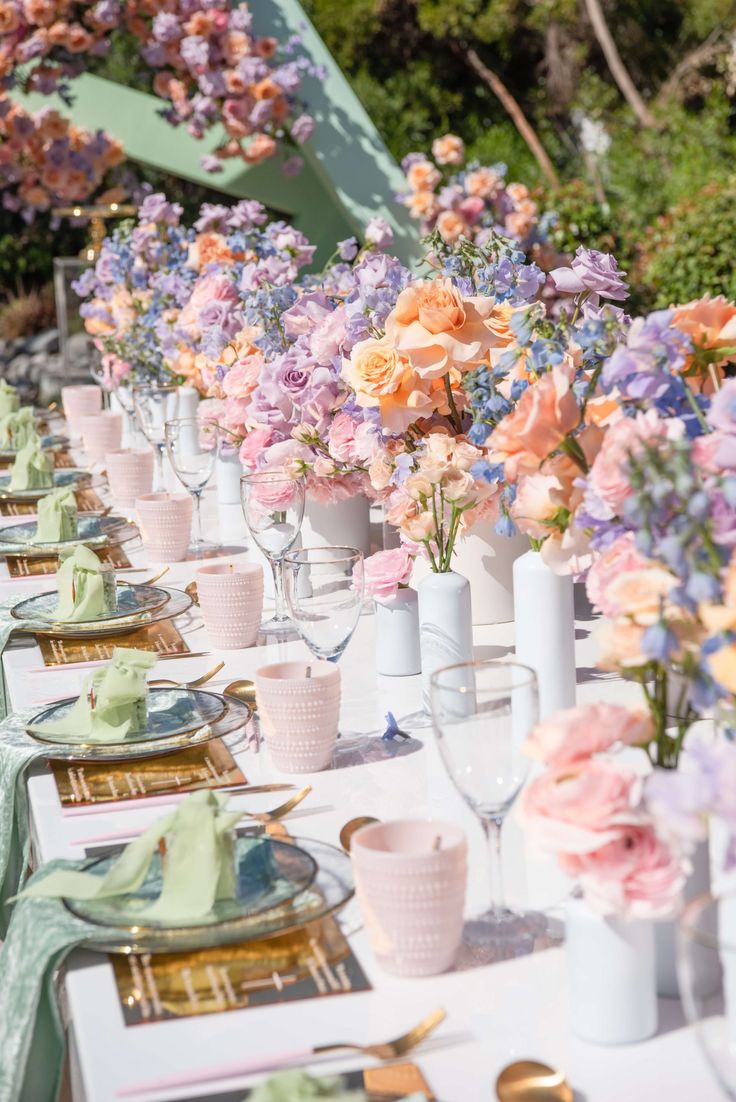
[
  {"x1": 79, "y1": 411, "x2": 123, "y2": 462},
  {"x1": 255, "y1": 660, "x2": 341, "y2": 772},
  {"x1": 351, "y1": 819, "x2": 467, "y2": 977},
  {"x1": 135, "y1": 492, "x2": 192, "y2": 563},
  {"x1": 196, "y1": 562, "x2": 264, "y2": 649},
  {"x1": 105, "y1": 449, "x2": 154, "y2": 514},
  {"x1": 61, "y1": 385, "x2": 102, "y2": 439}
]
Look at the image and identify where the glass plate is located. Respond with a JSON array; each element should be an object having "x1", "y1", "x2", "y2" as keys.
[
  {"x1": 76, "y1": 836, "x2": 354, "y2": 953},
  {"x1": 0, "y1": 515, "x2": 138, "y2": 556},
  {"x1": 66, "y1": 836, "x2": 319, "y2": 931},
  {"x1": 28, "y1": 687, "x2": 227, "y2": 747},
  {"x1": 0, "y1": 434, "x2": 69, "y2": 459},
  {"x1": 12, "y1": 583, "x2": 170, "y2": 625},
  {"x1": 0, "y1": 468, "x2": 95, "y2": 501},
  {"x1": 19, "y1": 584, "x2": 193, "y2": 638}
]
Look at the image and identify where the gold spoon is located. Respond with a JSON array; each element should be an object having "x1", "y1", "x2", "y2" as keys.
[
  {"x1": 496, "y1": 1061, "x2": 573, "y2": 1102},
  {"x1": 339, "y1": 815, "x2": 379, "y2": 852},
  {"x1": 223, "y1": 678, "x2": 257, "y2": 712},
  {"x1": 149, "y1": 660, "x2": 225, "y2": 690},
  {"x1": 185, "y1": 580, "x2": 199, "y2": 606}
]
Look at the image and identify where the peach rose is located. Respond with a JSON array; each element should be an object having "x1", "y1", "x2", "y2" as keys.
[
  {"x1": 603, "y1": 567, "x2": 676, "y2": 627},
  {"x1": 709, "y1": 643, "x2": 736, "y2": 693},
  {"x1": 436, "y1": 210, "x2": 467, "y2": 244},
  {"x1": 672, "y1": 294, "x2": 736, "y2": 367},
  {"x1": 586, "y1": 534, "x2": 652, "y2": 616},
  {"x1": 490, "y1": 365, "x2": 580, "y2": 479},
  {"x1": 431, "y1": 133, "x2": 464, "y2": 165},
  {"x1": 405, "y1": 190, "x2": 440, "y2": 220},
  {"x1": 243, "y1": 134, "x2": 277, "y2": 163},
  {"x1": 596, "y1": 618, "x2": 648, "y2": 670},
  {"x1": 525, "y1": 703, "x2": 653, "y2": 768},
  {"x1": 368, "y1": 452, "x2": 395, "y2": 492},
  {"x1": 23, "y1": 0, "x2": 55, "y2": 25},
  {"x1": 406, "y1": 159, "x2": 441, "y2": 192},
  {"x1": 465, "y1": 167, "x2": 502, "y2": 199},
  {"x1": 342, "y1": 337, "x2": 410, "y2": 401}
]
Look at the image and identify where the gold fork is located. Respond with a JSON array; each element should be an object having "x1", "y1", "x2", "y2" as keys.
[
  {"x1": 148, "y1": 660, "x2": 225, "y2": 690},
  {"x1": 312, "y1": 1007, "x2": 446, "y2": 1059}
]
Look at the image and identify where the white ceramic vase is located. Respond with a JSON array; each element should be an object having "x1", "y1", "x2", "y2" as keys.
[
  {"x1": 656, "y1": 838, "x2": 713, "y2": 997},
  {"x1": 513, "y1": 548, "x2": 576, "y2": 721},
  {"x1": 418, "y1": 571, "x2": 473, "y2": 710},
  {"x1": 375, "y1": 588, "x2": 421, "y2": 677},
  {"x1": 566, "y1": 895, "x2": 657, "y2": 1045},
  {"x1": 216, "y1": 448, "x2": 243, "y2": 505},
  {"x1": 301, "y1": 494, "x2": 371, "y2": 556}
]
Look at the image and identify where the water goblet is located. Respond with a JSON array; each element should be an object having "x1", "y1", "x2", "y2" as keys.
[
  {"x1": 133, "y1": 384, "x2": 179, "y2": 492},
  {"x1": 240, "y1": 472, "x2": 305, "y2": 638},
  {"x1": 430, "y1": 659, "x2": 546, "y2": 961},
  {"x1": 164, "y1": 418, "x2": 218, "y2": 555},
  {"x1": 283, "y1": 546, "x2": 364, "y2": 662}
]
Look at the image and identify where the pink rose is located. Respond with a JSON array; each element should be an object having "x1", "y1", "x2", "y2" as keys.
[
  {"x1": 354, "y1": 547, "x2": 414, "y2": 601},
  {"x1": 525, "y1": 703, "x2": 653, "y2": 768},
  {"x1": 586, "y1": 533, "x2": 650, "y2": 616},
  {"x1": 586, "y1": 410, "x2": 677, "y2": 518},
  {"x1": 327, "y1": 412, "x2": 360, "y2": 464},
  {"x1": 239, "y1": 427, "x2": 274, "y2": 469},
  {"x1": 560, "y1": 825, "x2": 685, "y2": 918},
  {"x1": 248, "y1": 475, "x2": 300, "y2": 511}
]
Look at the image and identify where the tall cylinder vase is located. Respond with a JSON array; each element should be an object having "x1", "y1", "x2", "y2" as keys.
[
  {"x1": 418, "y1": 571, "x2": 473, "y2": 711},
  {"x1": 513, "y1": 548, "x2": 576, "y2": 721},
  {"x1": 566, "y1": 895, "x2": 657, "y2": 1045},
  {"x1": 216, "y1": 448, "x2": 243, "y2": 505},
  {"x1": 301, "y1": 495, "x2": 371, "y2": 556}
]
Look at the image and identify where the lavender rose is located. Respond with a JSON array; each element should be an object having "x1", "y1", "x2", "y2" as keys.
[{"x1": 551, "y1": 247, "x2": 629, "y2": 302}]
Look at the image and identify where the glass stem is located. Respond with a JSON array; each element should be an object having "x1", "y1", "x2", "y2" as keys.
[
  {"x1": 271, "y1": 558, "x2": 288, "y2": 622},
  {"x1": 153, "y1": 445, "x2": 165, "y2": 493},
  {"x1": 481, "y1": 815, "x2": 506, "y2": 917},
  {"x1": 191, "y1": 490, "x2": 203, "y2": 544}
]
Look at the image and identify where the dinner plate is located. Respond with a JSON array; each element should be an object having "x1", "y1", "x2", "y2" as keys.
[
  {"x1": 27, "y1": 687, "x2": 227, "y2": 748},
  {"x1": 0, "y1": 433, "x2": 69, "y2": 460},
  {"x1": 14, "y1": 584, "x2": 193, "y2": 638},
  {"x1": 0, "y1": 515, "x2": 138, "y2": 557},
  {"x1": 12, "y1": 583, "x2": 170, "y2": 626},
  {"x1": 66, "y1": 836, "x2": 319, "y2": 931},
  {"x1": 0, "y1": 468, "x2": 95, "y2": 501}
]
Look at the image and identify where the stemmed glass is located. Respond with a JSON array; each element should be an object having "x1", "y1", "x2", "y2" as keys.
[
  {"x1": 133, "y1": 384, "x2": 179, "y2": 492},
  {"x1": 283, "y1": 546, "x2": 364, "y2": 662},
  {"x1": 430, "y1": 659, "x2": 545, "y2": 959},
  {"x1": 164, "y1": 418, "x2": 218, "y2": 555},
  {"x1": 113, "y1": 382, "x2": 138, "y2": 444},
  {"x1": 240, "y1": 472, "x2": 305, "y2": 638}
]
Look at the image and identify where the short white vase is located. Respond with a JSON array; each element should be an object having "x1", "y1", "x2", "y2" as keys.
[
  {"x1": 418, "y1": 571, "x2": 473, "y2": 710},
  {"x1": 301, "y1": 495, "x2": 371, "y2": 556},
  {"x1": 216, "y1": 449, "x2": 243, "y2": 505},
  {"x1": 566, "y1": 895, "x2": 657, "y2": 1045},
  {"x1": 375, "y1": 588, "x2": 421, "y2": 677},
  {"x1": 513, "y1": 548, "x2": 576, "y2": 721}
]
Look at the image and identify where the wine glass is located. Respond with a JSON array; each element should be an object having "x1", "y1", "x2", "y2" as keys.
[
  {"x1": 164, "y1": 418, "x2": 218, "y2": 555},
  {"x1": 283, "y1": 546, "x2": 364, "y2": 662},
  {"x1": 240, "y1": 472, "x2": 305, "y2": 638},
  {"x1": 133, "y1": 384, "x2": 179, "y2": 492},
  {"x1": 113, "y1": 381, "x2": 139, "y2": 444},
  {"x1": 430, "y1": 659, "x2": 545, "y2": 959}
]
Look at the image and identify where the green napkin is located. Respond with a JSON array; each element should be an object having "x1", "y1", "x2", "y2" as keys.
[
  {"x1": 21, "y1": 790, "x2": 243, "y2": 923},
  {"x1": 8, "y1": 439, "x2": 53, "y2": 492},
  {"x1": 53, "y1": 545, "x2": 117, "y2": 622},
  {"x1": 0, "y1": 381, "x2": 20, "y2": 421},
  {"x1": 0, "y1": 409, "x2": 36, "y2": 451},
  {"x1": 28, "y1": 647, "x2": 156, "y2": 744},
  {"x1": 0, "y1": 707, "x2": 46, "y2": 930},
  {"x1": 248, "y1": 1072, "x2": 426, "y2": 1102},
  {"x1": 34, "y1": 488, "x2": 78, "y2": 543}
]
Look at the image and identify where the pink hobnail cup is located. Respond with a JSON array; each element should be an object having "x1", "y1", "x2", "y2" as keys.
[
  {"x1": 351, "y1": 819, "x2": 467, "y2": 977},
  {"x1": 255, "y1": 660, "x2": 341, "y2": 772},
  {"x1": 61, "y1": 385, "x2": 102, "y2": 439},
  {"x1": 105, "y1": 449, "x2": 155, "y2": 514},
  {"x1": 79, "y1": 411, "x2": 123, "y2": 462},
  {"x1": 196, "y1": 562, "x2": 264, "y2": 649},
  {"x1": 135, "y1": 492, "x2": 193, "y2": 563}
]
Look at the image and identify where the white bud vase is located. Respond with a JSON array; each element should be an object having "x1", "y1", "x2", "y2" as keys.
[
  {"x1": 418, "y1": 571, "x2": 473, "y2": 710},
  {"x1": 375, "y1": 588, "x2": 421, "y2": 676},
  {"x1": 513, "y1": 548, "x2": 576, "y2": 721},
  {"x1": 216, "y1": 448, "x2": 243, "y2": 505},
  {"x1": 301, "y1": 495, "x2": 371, "y2": 556},
  {"x1": 566, "y1": 895, "x2": 657, "y2": 1044}
]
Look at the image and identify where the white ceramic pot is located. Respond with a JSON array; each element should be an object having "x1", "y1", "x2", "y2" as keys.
[
  {"x1": 216, "y1": 449, "x2": 243, "y2": 505},
  {"x1": 375, "y1": 588, "x2": 421, "y2": 677},
  {"x1": 418, "y1": 571, "x2": 473, "y2": 710},
  {"x1": 656, "y1": 838, "x2": 714, "y2": 997},
  {"x1": 566, "y1": 895, "x2": 657, "y2": 1045},
  {"x1": 301, "y1": 495, "x2": 371, "y2": 556},
  {"x1": 513, "y1": 548, "x2": 576, "y2": 721}
]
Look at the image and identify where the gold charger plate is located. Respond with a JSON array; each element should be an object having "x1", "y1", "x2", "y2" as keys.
[{"x1": 14, "y1": 586, "x2": 192, "y2": 639}]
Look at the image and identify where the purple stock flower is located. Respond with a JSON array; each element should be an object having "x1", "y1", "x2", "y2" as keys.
[
  {"x1": 194, "y1": 204, "x2": 230, "y2": 232},
  {"x1": 138, "y1": 194, "x2": 182, "y2": 226},
  {"x1": 200, "y1": 154, "x2": 224, "y2": 173},
  {"x1": 290, "y1": 114, "x2": 315, "y2": 144},
  {"x1": 227, "y1": 200, "x2": 267, "y2": 229},
  {"x1": 152, "y1": 12, "x2": 181, "y2": 43},
  {"x1": 364, "y1": 217, "x2": 394, "y2": 249},
  {"x1": 551, "y1": 246, "x2": 629, "y2": 302}
]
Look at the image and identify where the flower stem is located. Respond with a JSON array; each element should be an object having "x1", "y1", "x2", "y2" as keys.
[{"x1": 443, "y1": 373, "x2": 463, "y2": 433}]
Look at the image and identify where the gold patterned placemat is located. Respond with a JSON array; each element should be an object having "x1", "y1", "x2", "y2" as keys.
[
  {"x1": 172, "y1": 1064, "x2": 433, "y2": 1102},
  {"x1": 37, "y1": 619, "x2": 189, "y2": 665},
  {"x1": 7, "y1": 544, "x2": 131, "y2": 577},
  {"x1": 51, "y1": 739, "x2": 245, "y2": 806},
  {"x1": 0, "y1": 487, "x2": 103, "y2": 516},
  {"x1": 112, "y1": 916, "x2": 372, "y2": 1026}
]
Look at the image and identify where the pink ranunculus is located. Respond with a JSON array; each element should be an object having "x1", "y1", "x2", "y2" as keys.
[
  {"x1": 585, "y1": 532, "x2": 651, "y2": 616},
  {"x1": 519, "y1": 758, "x2": 641, "y2": 855},
  {"x1": 354, "y1": 547, "x2": 414, "y2": 602},
  {"x1": 560, "y1": 824, "x2": 685, "y2": 918},
  {"x1": 524, "y1": 703, "x2": 653, "y2": 768},
  {"x1": 586, "y1": 409, "x2": 677, "y2": 518},
  {"x1": 239, "y1": 427, "x2": 274, "y2": 469},
  {"x1": 248, "y1": 474, "x2": 300, "y2": 511},
  {"x1": 327, "y1": 411, "x2": 360, "y2": 464}
]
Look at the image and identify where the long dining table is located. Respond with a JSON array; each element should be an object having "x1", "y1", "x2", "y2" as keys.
[{"x1": 0, "y1": 475, "x2": 720, "y2": 1102}]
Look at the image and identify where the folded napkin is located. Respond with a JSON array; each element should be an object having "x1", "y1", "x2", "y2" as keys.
[
  {"x1": 250, "y1": 1071, "x2": 425, "y2": 1102},
  {"x1": 28, "y1": 647, "x2": 156, "y2": 744},
  {"x1": 33, "y1": 488, "x2": 78, "y2": 543},
  {"x1": 0, "y1": 409, "x2": 36, "y2": 451},
  {"x1": 0, "y1": 707, "x2": 46, "y2": 929},
  {"x1": 53, "y1": 545, "x2": 117, "y2": 622},
  {"x1": 0, "y1": 381, "x2": 20, "y2": 420},
  {"x1": 8, "y1": 439, "x2": 53, "y2": 492}
]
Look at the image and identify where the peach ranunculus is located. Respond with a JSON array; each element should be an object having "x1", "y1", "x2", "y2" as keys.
[
  {"x1": 431, "y1": 133, "x2": 464, "y2": 166},
  {"x1": 406, "y1": 159, "x2": 441, "y2": 193},
  {"x1": 586, "y1": 533, "x2": 653, "y2": 617},
  {"x1": 465, "y1": 166, "x2": 502, "y2": 199},
  {"x1": 436, "y1": 210, "x2": 468, "y2": 244},
  {"x1": 489, "y1": 365, "x2": 581, "y2": 480},
  {"x1": 672, "y1": 295, "x2": 736, "y2": 368},
  {"x1": 405, "y1": 190, "x2": 440, "y2": 221},
  {"x1": 385, "y1": 276, "x2": 503, "y2": 380},
  {"x1": 596, "y1": 617, "x2": 649, "y2": 670},
  {"x1": 243, "y1": 134, "x2": 278, "y2": 163},
  {"x1": 525, "y1": 703, "x2": 653, "y2": 768},
  {"x1": 602, "y1": 566, "x2": 677, "y2": 627}
]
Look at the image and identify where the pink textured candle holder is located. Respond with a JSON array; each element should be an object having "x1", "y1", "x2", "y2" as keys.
[
  {"x1": 135, "y1": 492, "x2": 192, "y2": 563},
  {"x1": 196, "y1": 562, "x2": 264, "y2": 649},
  {"x1": 79, "y1": 411, "x2": 123, "y2": 462},
  {"x1": 61, "y1": 385, "x2": 102, "y2": 439},
  {"x1": 105, "y1": 449, "x2": 154, "y2": 514},
  {"x1": 255, "y1": 660, "x2": 340, "y2": 772},
  {"x1": 351, "y1": 819, "x2": 467, "y2": 977}
]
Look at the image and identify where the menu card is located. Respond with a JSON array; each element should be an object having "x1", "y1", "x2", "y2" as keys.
[
  {"x1": 38, "y1": 619, "x2": 190, "y2": 665},
  {"x1": 51, "y1": 739, "x2": 245, "y2": 806}
]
